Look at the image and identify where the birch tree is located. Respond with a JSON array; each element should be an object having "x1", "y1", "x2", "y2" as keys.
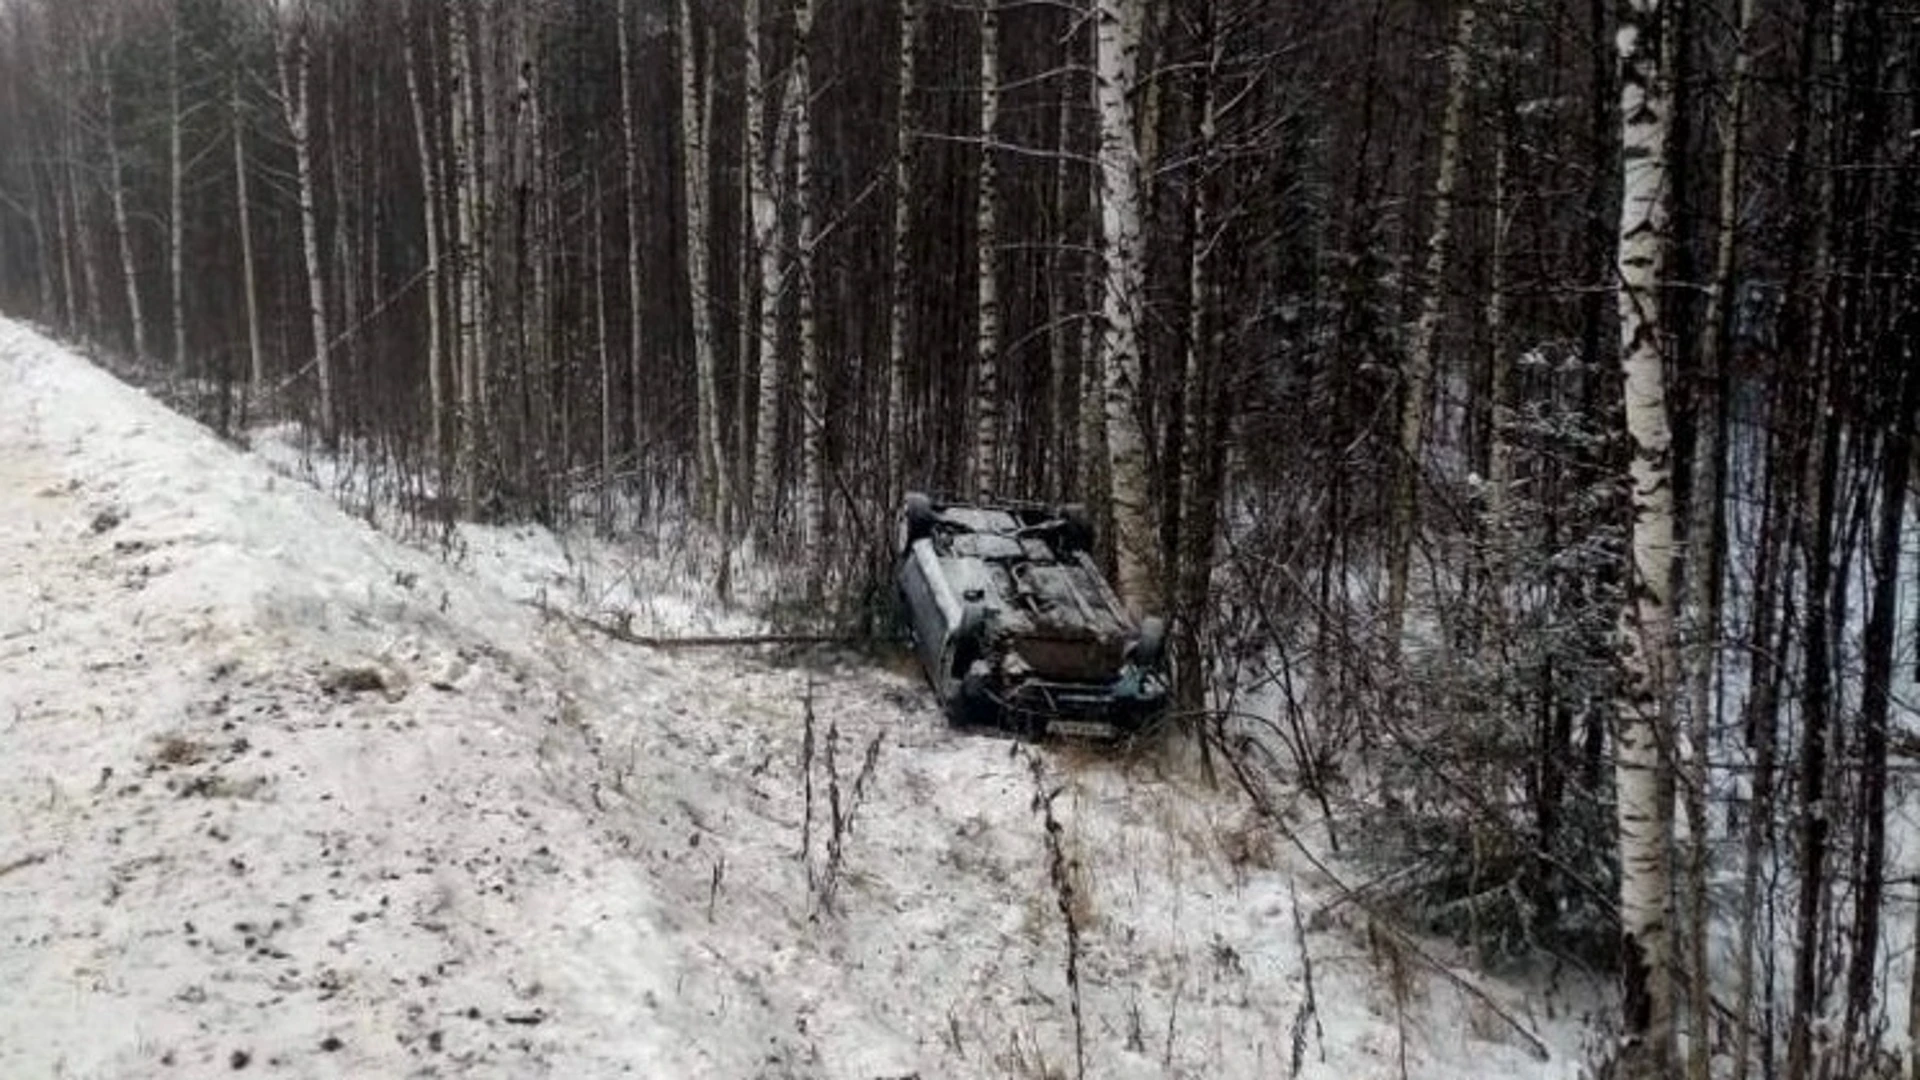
[
  {"x1": 971, "y1": 0, "x2": 1001, "y2": 497},
  {"x1": 1094, "y1": 0, "x2": 1156, "y2": 617},
  {"x1": 885, "y1": 0, "x2": 917, "y2": 499},
  {"x1": 617, "y1": 0, "x2": 645, "y2": 502},
  {"x1": 678, "y1": 0, "x2": 730, "y2": 532},
  {"x1": 231, "y1": 70, "x2": 264, "y2": 390},
  {"x1": 402, "y1": 8, "x2": 444, "y2": 467},
  {"x1": 1612, "y1": 1, "x2": 1678, "y2": 1074},
  {"x1": 794, "y1": 0, "x2": 824, "y2": 549},
  {"x1": 1386, "y1": 0, "x2": 1476, "y2": 653},
  {"x1": 100, "y1": 54, "x2": 146, "y2": 362},
  {"x1": 747, "y1": 0, "x2": 790, "y2": 524},
  {"x1": 275, "y1": 5, "x2": 333, "y2": 445},
  {"x1": 167, "y1": 5, "x2": 187, "y2": 369},
  {"x1": 447, "y1": 0, "x2": 482, "y2": 508}
]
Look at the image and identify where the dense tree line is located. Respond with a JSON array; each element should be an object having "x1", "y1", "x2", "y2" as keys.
[{"x1": 2, "y1": 1, "x2": 1919, "y2": 1077}]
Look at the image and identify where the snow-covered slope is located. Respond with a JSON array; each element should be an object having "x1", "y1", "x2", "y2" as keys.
[{"x1": 0, "y1": 318, "x2": 1594, "y2": 1078}]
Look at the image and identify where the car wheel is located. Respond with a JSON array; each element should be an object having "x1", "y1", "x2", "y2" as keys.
[
  {"x1": 903, "y1": 492, "x2": 937, "y2": 544},
  {"x1": 947, "y1": 669, "x2": 993, "y2": 727},
  {"x1": 1058, "y1": 502, "x2": 1094, "y2": 553},
  {"x1": 1131, "y1": 616, "x2": 1167, "y2": 670}
]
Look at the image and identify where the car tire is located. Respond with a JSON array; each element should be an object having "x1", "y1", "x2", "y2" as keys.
[
  {"x1": 1131, "y1": 616, "x2": 1167, "y2": 670},
  {"x1": 947, "y1": 669, "x2": 993, "y2": 727},
  {"x1": 1058, "y1": 502, "x2": 1094, "y2": 553},
  {"x1": 903, "y1": 492, "x2": 937, "y2": 544}
]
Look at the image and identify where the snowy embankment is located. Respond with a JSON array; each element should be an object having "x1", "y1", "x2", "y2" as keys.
[{"x1": 0, "y1": 318, "x2": 1591, "y2": 1078}]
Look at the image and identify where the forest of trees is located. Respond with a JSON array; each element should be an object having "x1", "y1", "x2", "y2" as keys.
[{"x1": 1, "y1": 0, "x2": 1918, "y2": 1077}]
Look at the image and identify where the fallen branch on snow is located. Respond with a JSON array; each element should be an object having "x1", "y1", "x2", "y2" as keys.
[
  {"x1": 0, "y1": 851, "x2": 50, "y2": 878},
  {"x1": 532, "y1": 602, "x2": 881, "y2": 649}
]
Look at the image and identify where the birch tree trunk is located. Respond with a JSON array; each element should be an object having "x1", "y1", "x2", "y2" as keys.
[
  {"x1": 1047, "y1": 59, "x2": 1077, "y2": 498},
  {"x1": 275, "y1": 13, "x2": 334, "y2": 446},
  {"x1": 1175, "y1": 15, "x2": 1220, "y2": 720},
  {"x1": 64, "y1": 125, "x2": 104, "y2": 342},
  {"x1": 748, "y1": 0, "x2": 792, "y2": 529},
  {"x1": 744, "y1": 0, "x2": 771, "y2": 509},
  {"x1": 64, "y1": 136, "x2": 104, "y2": 342},
  {"x1": 232, "y1": 73, "x2": 265, "y2": 391},
  {"x1": 618, "y1": 0, "x2": 644, "y2": 505},
  {"x1": 167, "y1": 12, "x2": 186, "y2": 369},
  {"x1": 447, "y1": 0, "x2": 482, "y2": 510},
  {"x1": 678, "y1": 0, "x2": 730, "y2": 532},
  {"x1": 1095, "y1": 0, "x2": 1157, "y2": 617},
  {"x1": 101, "y1": 70, "x2": 146, "y2": 362},
  {"x1": 886, "y1": 0, "x2": 917, "y2": 499},
  {"x1": 1386, "y1": 0, "x2": 1475, "y2": 652},
  {"x1": 795, "y1": 0, "x2": 825, "y2": 550},
  {"x1": 1845, "y1": 361, "x2": 1915, "y2": 1080},
  {"x1": 971, "y1": 0, "x2": 1001, "y2": 497},
  {"x1": 402, "y1": 17, "x2": 445, "y2": 471},
  {"x1": 1613, "y1": 2, "x2": 1679, "y2": 1075},
  {"x1": 595, "y1": 175, "x2": 613, "y2": 526},
  {"x1": 1683, "y1": 3, "x2": 1754, "y2": 1076},
  {"x1": 51, "y1": 163, "x2": 76, "y2": 336}
]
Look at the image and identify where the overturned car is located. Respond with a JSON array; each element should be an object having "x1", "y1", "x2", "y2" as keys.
[{"x1": 893, "y1": 492, "x2": 1168, "y2": 739}]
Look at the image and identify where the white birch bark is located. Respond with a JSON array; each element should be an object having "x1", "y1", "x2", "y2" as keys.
[
  {"x1": 678, "y1": 0, "x2": 730, "y2": 531},
  {"x1": 795, "y1": 0, "x2": 824, "y2": 549},
  {"x1": 748, "y1": 0, "x2": 789, "y2": 522},
  {"x1": 232, "y1": 74, "x2": 265, "y2": 390},
  {"x1": 595, "y1": 176, "x2": 613, "y2": 524},
  {"x1": 167, "y1": 13, "x2": 186, "y2": 369},
  {"x1": 447, "y1": 0, "x2": 482, "y2": 509},
  {"x1": 101, "y1": 71, "x2": 146, "y2": 361},
  {"x1": 1095, "y1": 0, "x2": 1157, "y2": 617},
  {"x1": 885, "y1": 0, "x2": 918, "y2": 498},
  {"x1": 275, "y1": 12, "x2": 333, "y2": 444},
  {"x1": 1613, "y1": 2, "x2": 1678, "y2": 1074},
  {"x1": 1486, "y1": 136, "x2": 1511, "y2": 548},
  {"x1": 1047, "y1": 69, "x2": 1075, "y2": 495},
  {"x1": 618, "y1": 0, "x2": 644, "y2": 499},
  {"x1": 971, "y1": 0, "x2": 1001, "y2": 497},
  {"x1": 1387, "y1": 0, "x2": 1476, "y2": 651},
  {"x1": 402, "y1": 20, "x2": 445, "y2": 467},
  {"x1": 1178, "y1": 23, "x2": 1217, "y2": 605}
]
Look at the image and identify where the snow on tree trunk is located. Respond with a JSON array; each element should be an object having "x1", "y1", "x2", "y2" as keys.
[
  {"x1": 795, "y1": 0, "x2": 824, "y2": 550},
  {"x1": 275, "y1": 15, "x2": 333, "y2": 446},
  {"x1": 1094, "y1": 0, "x2": 1157, "y2": 618},
  {"x1": 886, "y1": 0, "x2": 917, "y2": 499},
  {"x1": 167, "y1": 15, "x2": 186, "y2": 370},
  {"x1": 101, "y1": 71, "x2": 146, "y2": 362},
  {"x1": 679, "y1": 0, "x2": 730, "y2": 533},
  {"x1": 1612, "y1": 2, "x2": 1679, "y2": 1075},
  {"x1": 232, "y1": 73, "x2": 265, "y2": 391},
  {"x1": 403, "y1": 19, "x2": 445, "y2": 470},
  {"x1": 1386, "y1": 0, "x2": 1475, "y2": 653},
  {"x1": 971, "y1": 0, "x2": 1001, "y2": 497}
]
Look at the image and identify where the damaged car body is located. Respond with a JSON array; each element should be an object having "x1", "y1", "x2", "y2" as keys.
[{"x1": 893, "y1": 492, "x2": 1168, "y2": 739}]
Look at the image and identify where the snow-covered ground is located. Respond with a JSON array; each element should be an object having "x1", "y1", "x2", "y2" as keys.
[{"x1": 0, "y1": 317, "x2": 1598, "y2": 1078}]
